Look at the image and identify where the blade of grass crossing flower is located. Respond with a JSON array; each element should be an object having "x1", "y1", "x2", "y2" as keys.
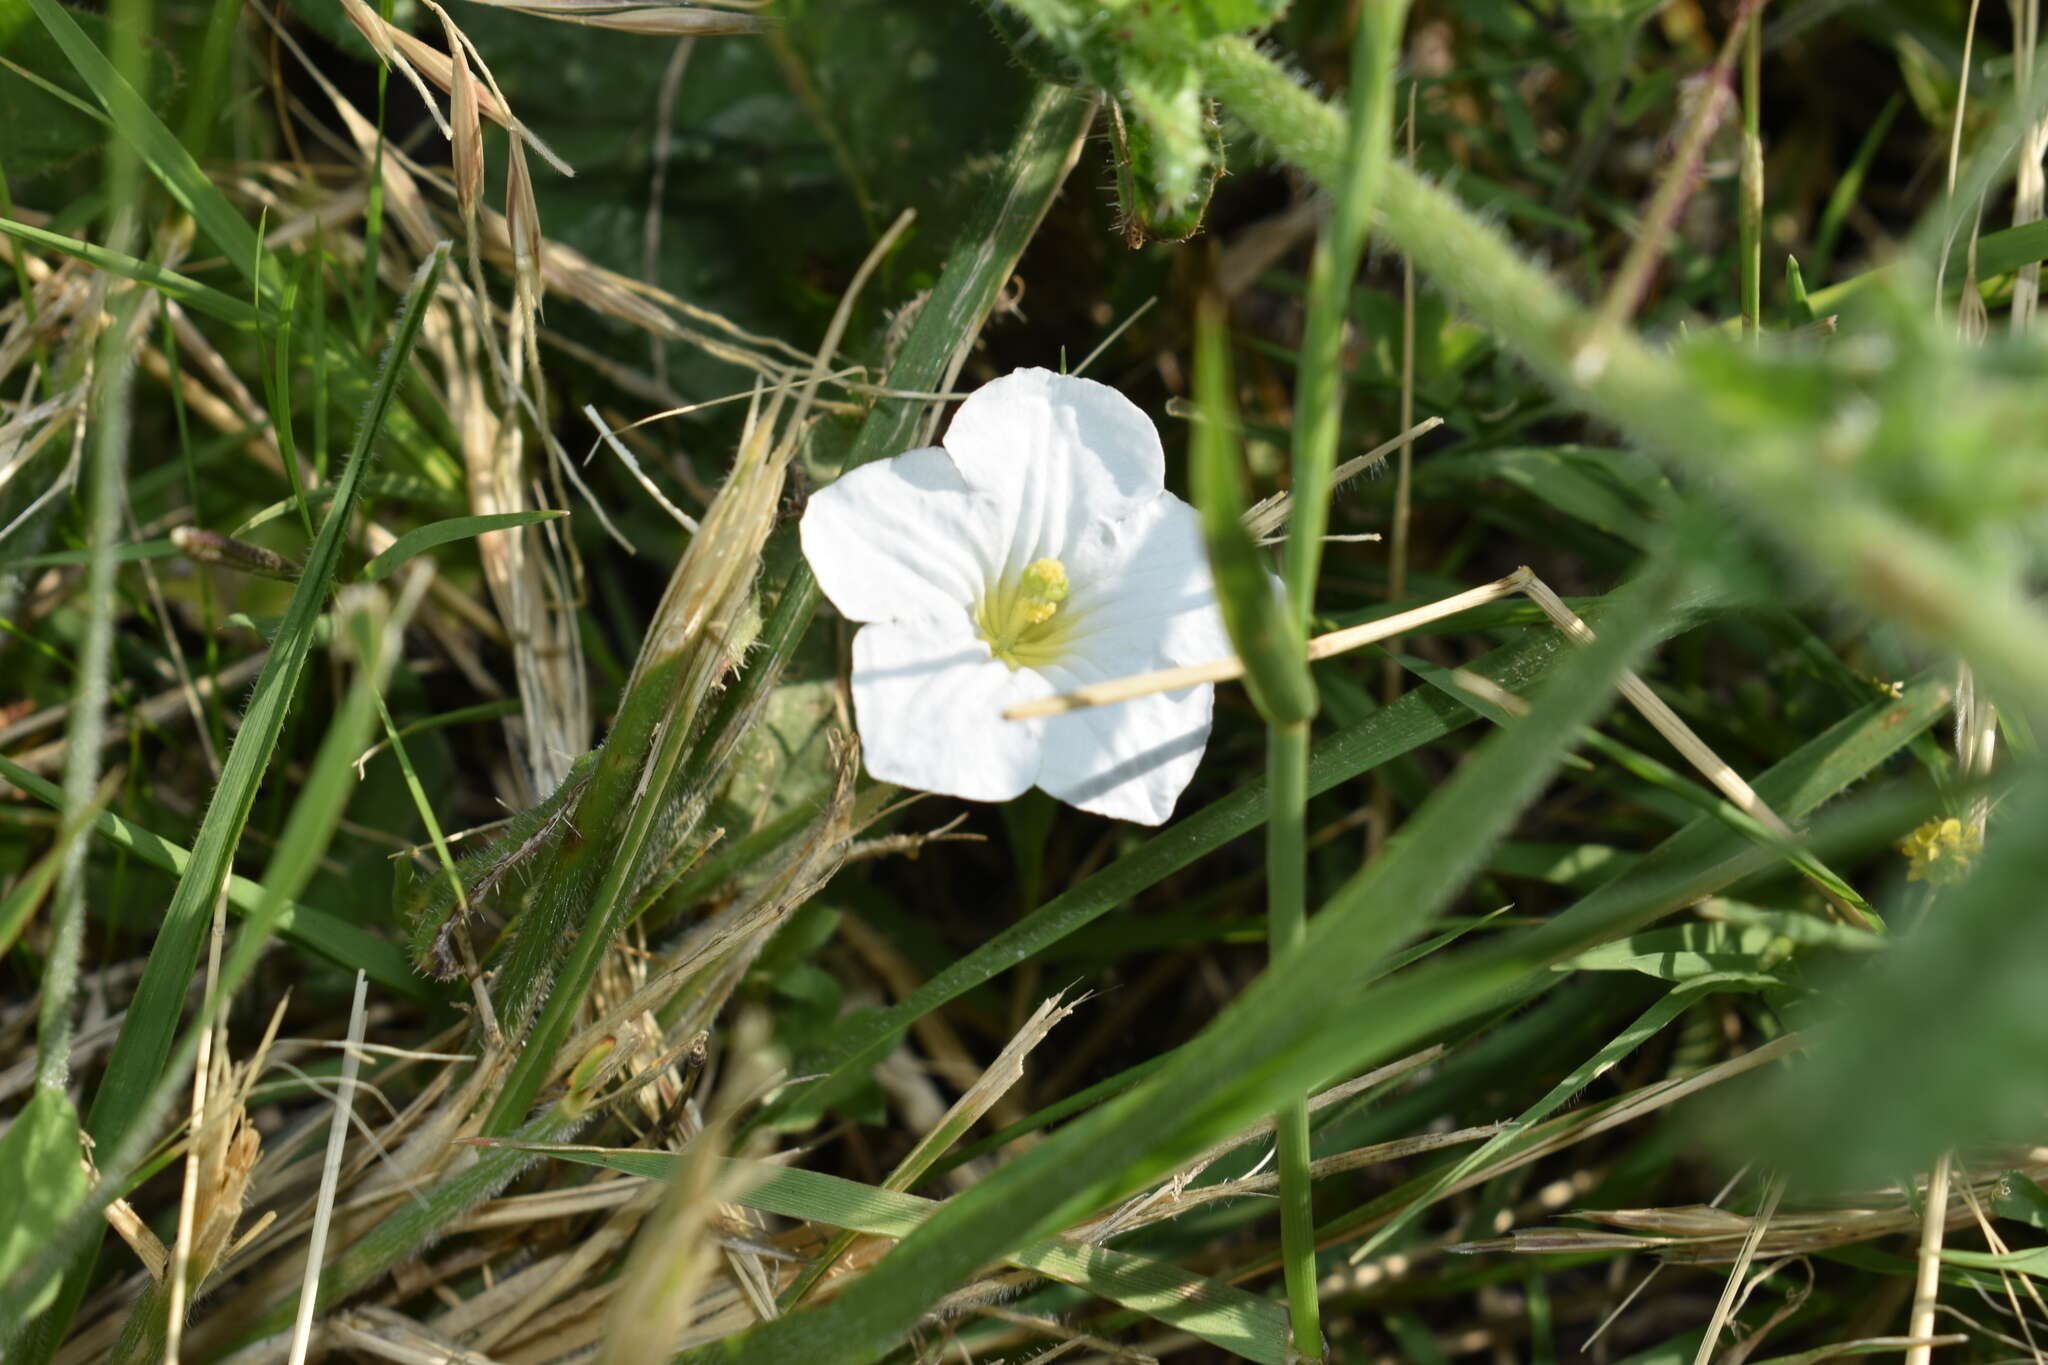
[
  {"x1": 695, "y1": 561, "x2": 1677, "y2": 1365},
  {"x1": 11, "y1": 247, "x2": 449, "y2": 1358},
  {"x1": 1190, "y1": 296, "x2": 1313, "y2": 727}
]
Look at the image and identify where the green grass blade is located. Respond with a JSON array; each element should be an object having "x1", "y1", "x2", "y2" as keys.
[
  {"x1": 0, "y1": 218, "x2": 256, "y2": 325},
  {"x1": 514, "y1": 1148, "x2": 1292, "y2": 1363},
  {"x1": 84, "y1": 243, "x2": 448, "y2": 1148},
  {"x1": 0, "y1": 755, "x2": 424, "y2": 995},
  {"x1": 1281, "y1": 0, "x2": 1404, "y2": 624},
  {"x1": 11, "y1": 246, "x2": 449, "y2": 1354},
  {"x1": 361, "y1": 510, "x2": 566, "y2": 583},
  {"x1": 0, "y1": 1092, "x2": 88, "y2": 1323}
]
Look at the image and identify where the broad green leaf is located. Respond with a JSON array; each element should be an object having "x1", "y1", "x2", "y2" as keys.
[
  {"x1": 0, "y1": 1091, "x2": 88, "y2": 1320},
  {"x1": 360, "y1": 510, "x2": 565, "y2": 583}
]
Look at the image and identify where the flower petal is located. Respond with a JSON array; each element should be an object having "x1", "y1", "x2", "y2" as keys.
[
  {"x1": 1058, "y1": 491, "x2": 1232, "y2": 676},
  {"x1": 799, "y1": 446, "x2": 1005, "y2": 625},
  {"x1": 1034, "y1": 681, "x2": 1213, "y2": 825},
  {"x1": 941, "y1": 368, "x2": 1167, "y2": 578},
  {"x1": 850, "y1": 617, "x2": 1053, "y2": 803}
]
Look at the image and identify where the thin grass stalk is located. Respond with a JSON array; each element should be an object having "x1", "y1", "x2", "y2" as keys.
[
  {"x1": 1280, "y1": 0, "x2": 1406, "y2": 623},
  {"x1": 1740, "y1": 17, "x2": 1763, "y2": 335},
  {"x1": 1371, "y1": 84, "x2": 1420, "y2": 859},
  {"x1": 34, "y1": 0, "x2": 149, "y2": 1099},
  {"x1": 1265, "y1": 719, "x2": 1318, "y2": 1358},
  {"x1": 1257, "y1": 8, "x2": 1412, "y2": 1324}
]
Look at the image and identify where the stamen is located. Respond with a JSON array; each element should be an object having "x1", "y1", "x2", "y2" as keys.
[{"x1": 978, "y1": 556, "x2": 1074, "y2": 669}]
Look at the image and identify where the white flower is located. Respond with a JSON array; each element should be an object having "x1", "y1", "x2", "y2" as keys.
[{"x1": 799, "y1": 368, "x2": 1230, "y2": 825}]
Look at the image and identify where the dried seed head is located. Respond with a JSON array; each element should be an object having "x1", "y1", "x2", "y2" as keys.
[
  {"x1": 506, "y1": 141, "x2": 543, "y2": 315},
  {"x1": 442, "y1": 16, "x2": 485, "y2": 227},
  {"x1": 171, "y1": 526, "x2": 301, "y2": 582}
]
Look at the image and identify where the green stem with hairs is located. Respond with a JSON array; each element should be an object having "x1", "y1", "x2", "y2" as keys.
[
  {"x1": 1740, "y1": 16, "x2": 1764, "y2": 335},
  {"x1": 1191, "y1": 33, "x2": 2048, "y2": 718},
  {"x1": 1266, "y1": 6, "x2": 1406, "y2": 1353},
  {"x1": 1265, "y1": 720, "x2": 1318, "y2": 1358}
]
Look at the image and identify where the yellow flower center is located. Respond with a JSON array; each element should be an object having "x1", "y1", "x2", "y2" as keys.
[
  {"x1": 977, "y1": 557, "x2": 1074, "y2": 670},
  {"x1": 1899, "y1": 816, "x2": 1983, "y2": 885}
]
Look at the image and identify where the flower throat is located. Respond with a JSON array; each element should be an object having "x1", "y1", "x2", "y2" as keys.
[{"x1": 977, "y1": 557, "x2": 1072, "y2": 669}]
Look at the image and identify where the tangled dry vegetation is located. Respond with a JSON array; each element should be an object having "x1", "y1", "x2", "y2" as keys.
[{"x1": 6, "y1": 0, "x2": 2048, "y2": 1360}]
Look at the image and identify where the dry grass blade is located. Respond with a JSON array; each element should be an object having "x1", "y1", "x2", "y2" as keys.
[
  {"x1": 287, "y1": 972, "x2": 370, "y2": 1365},
  {"x1": 469, "y1": 0, "x2": 770, "y2": 34},
  {"x1": 595, "y1": 1016, "x2": 777, "y2": 1364}
]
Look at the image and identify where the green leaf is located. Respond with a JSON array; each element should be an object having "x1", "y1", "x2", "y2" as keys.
[
  {"x1": 360, "y1": 510, "x2": 565, "y2": 583},
  {"x1": 1726, "y1": 767, "x2": 2048, "y2": 1188},
  {"x1": 526, "y1": 1147, "x2": 1292, "y2": 1363},
  {"x1": 1190, "y1": 295, "x2": 1314, "y2": 726},
  {"x1": 1991, "y1": 1172, "x2": 2048, "y2": 1230},
  {"x1": 1940, "y1": 1244, "x2": 2048, "y2": 1276},
  {"x1": 0, "y1": 751, "x2": 423, "y2": 996},
  {"x1": 0, "y1": 218, "x2": 256, "y2": 326},
  {"x1": 0, "y1": 1091, "x2": 88, "y2": 1320},
  {"x1": 1554, "y1": 922, "x2": 1794, "y2": 986}
]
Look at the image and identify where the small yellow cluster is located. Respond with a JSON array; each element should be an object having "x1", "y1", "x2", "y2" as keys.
[
  {"x1": 1016, "y1": 557, "x2": 1070, "y2": 625},
  {"x1": 1898, "y1": 816, "x2": 1983, "y2": 885}
]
